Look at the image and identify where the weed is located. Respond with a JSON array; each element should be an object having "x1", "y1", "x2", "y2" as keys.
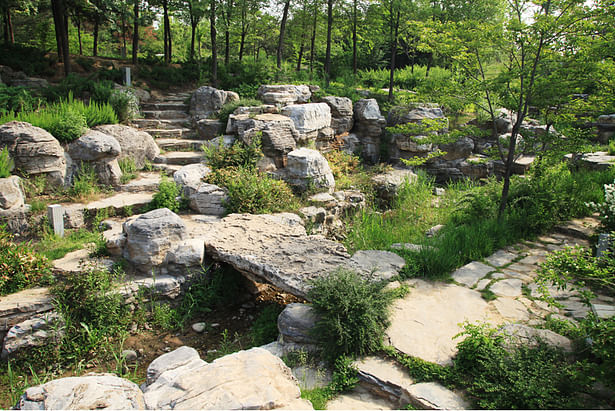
[
  {"x1": 0, "y1": 147, "x2": 14, "y2": 177},
  {"x1": 69, "y1": 163, "x2": 100, "y2": 201},
  {"x1": 250, "y1": 305, "x2": 283, "y2": 346},
  {"x1": 147, "y1": 176, "x2": 182, "y2": 213},
  {"x1": 36, "y1": 228, "x2": 104, "y2": 261},
  {"x1": 202, "y1": 134, "x2": 263, "y2": 171},
  {"x1": 151, "y1": 303, "x2": 182, "y2": 331},
  {"x1": 119, "y1": 158, "x2": 138, "y2": 184},
  {"x1": 216, "y1": 98, "x2": 262, "y2": 126},
  {"x1": 480, "y1": 288, "x2": 497, "y2": 301},
  {"x1": 109, "y1": 89, "x2": 139, "y2": 122}
]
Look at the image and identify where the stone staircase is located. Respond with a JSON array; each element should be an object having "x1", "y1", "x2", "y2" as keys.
[{"x1": 130, "y1": 92, "x2": 208, "y2": 175}]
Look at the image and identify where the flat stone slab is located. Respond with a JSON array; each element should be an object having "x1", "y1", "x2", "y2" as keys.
[
  {"x1": 485, "y1": 250, "x2": 518, "y2": 267},
  {"x1": 406, "y1": 382, "x2": 469, "y2": 410},
  {"x1": 202, "y1": 214, "x2": 400, "y2": 299},
  {"x1": 489, "y1": 279, "x2": 523, "y2": 297},
  {"x1": 327, "y1": 385, "x2": 397, "y2": 410},
  {"x1": 385, "y1": 280, "x2": 494, "y2": 365},
  {"x1": 491, "y1": 298, "x2": 531, "y2": 321},
  {"x1": 119, "y1": 172, "x2": 161, "y2": 192},
  {"x1": 53, "y1": 247, "x2": 114, "y2": 272},
  {"x1": 592, "y1": 303, "x2": 615, "y2": 319},
  {"x1": 451, "y1": 261, "x2": 494, "y2": 287},
  {"x1": 355, "y1": 356, "x2": 414, "y2": 404},
  {"x1": 0, "y1": 288, "x2": 52, "y2": 331},
  {"x1": 85, "y1": 192, "x2": 154, "y2": 211}
]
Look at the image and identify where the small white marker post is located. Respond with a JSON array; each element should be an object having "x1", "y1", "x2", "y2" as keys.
[
  {"x1": 123, "y1": 67, "x2": 131, "y2": 87},
  {"x1": 47, "y1": 204, "x2": 64, "y2": 237}
]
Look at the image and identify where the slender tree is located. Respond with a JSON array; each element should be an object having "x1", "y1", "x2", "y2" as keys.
[
  {"x1": 222, "y1": 0, "x2": 233, "y2": 65},
  {"x1": 276, "y1": 0, "x2": 290, "y2": 69},
  {"x1": 323, "y1": 0, "x2": 333, "y2": 84},
  {"x1": 132, "y1": 0, "x2": 139, "y2": 64},
  {"x1": 210, "y1": 0, "x2": 217, "y2": 85},
  {"x1": 51, "y1": 0, "x2": 70, "y2": 75},
  {"x1": 309, "y1": 0, "x2": 318, "y2": 71}
]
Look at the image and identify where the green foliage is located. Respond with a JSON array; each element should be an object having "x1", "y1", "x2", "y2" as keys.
[
  {"x1": 69, "y1": 163, "x2": 100, "y2": 200},
  {"x1": 454, "y1": 322, "x2": 590, "y2": 409},
  {"x1": 0, "y1": 44, "x2": 55, "y2": 77},
  {"x1": 330, "y1": 355, "x2": 359, "y2": 392},
  {"x1": 119, "y1": 158, "x2": 138, "y2": 184},
  {"x1": 216, "y1": 98, "x2": 262, "y2": 126},
  {"x1": 582, "y1": 315, "x2": 615, "y2": 387},
  {"x1": 383, "y1": 346, "x2": 453, "y2": 384},
  {"x1": 0, "y1": 147, "x2": 14, "y2": 178},
  {"x1": 43, "y1": 74, "x2": 114, "y2": 103},
  {"x1": 608, "y1": 140, "x2": 615, "y2": 156},
  {"x1": 203, "y1": 136, "x2": 263, "y2": 171},
  {"x1": 37, "y1": 228, "x2": 105, "y2": 261},
  {"x1": 401, "y1": 149, "x2": 447, "y2": 167},
  {"x1": 151, "y1": 303, "x2": 182, "y2": 331},
  {"x1": 588, "y1": 180, "x2": 615, "y2": 232},
  {"x1": 308, "y1": 269, "x2": 392, "y2": 362},
  {"x1": 148, "y1": 177, "x2": 182, "y2": 213},
  {"x1": 109, "y1": 89, "x2": 140, "y2": 122},
  {"x1": 0, "y1": 84, "x2": 42, "y2": 115},
  {"x1": 206, "y1": 166, "x2": 298, "y2": 214},
  {"x1": 250, "y1": 304, "x2": 283, "y2": 346},
  {"x1": 0, "y1": 226, "x2": 52, "y2": 295}
]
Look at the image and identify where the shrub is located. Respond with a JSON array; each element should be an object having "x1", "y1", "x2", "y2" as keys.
[
  {"x1": 308, "y1": 269, "x2": 392, "y2": 362},
  {"x1": 454, "y1": 322, "x2": 590, "y2": 409},
  {"x1": 205, "y1": 166, "x2": 298, "y2": 214},
  {"x1": 250, "y1": 304, "x2": 283, "y2": 346},
  {"x1": 0, "y1": 84, "x2": 42, "y2": 114},
  {"x1": 0, "y1": 147, "x2": 14, "y2": 178},
  {"x1": 109, "y1": 89, "x2": 140, "y2": 122},
  {"x1": 0, "y1": 226, "x2": 52, "y2": 295},
  {"x1": 148, "y1": 176, "x2": 182, "y2": 212},
  {"x1": 203, "y1": 134, "x2": 263, "y2": 171},
  {"x1": 588, "y1": 179, "x2": 615, "y2": 232},
  {"x1": 216, "y1": 98, "x2": 262, "y2": 126},
  {"x1": 119, "y1": 158, "x2": 138, "y2": 183},
  {"x1": 69, "y1": 163, "x2": 100, "y2": 200}
]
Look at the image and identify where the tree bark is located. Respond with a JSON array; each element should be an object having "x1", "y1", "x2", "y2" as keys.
[
  {"x1": 309, "y1": 0, "x2": 317, "y2": 72},
  {"x1": 93, "y1": 20, "x2": 99, "y2": 56},
  {"x1": 210, "y1": 0, "x2": 218, "y2": 86},
  {"x1": 352, "y1": 0, "x2": 357, "y2": 74},
  {"x1": 324, "y1": 0, "x2": 333, "y2": 84},
  {"x1": 239, "y1": 3, "x2": 246, "y2": 61},
  {"x1": 388, "y1": 8, "x2": 400, "y2": 101},
  {"x1": 76, "y1": 14, "x2": 83, "y2": 55},
  {"x1": 276, "y1": 0, "x2": 290, "y2": 69},
  {"x1": 4, "y1": 8, "x2": 14, "y2": 44},
  {"x1": 132, "y1": 0, "x2": 139, "y2": 64},
  {"x1": 296, "y1": 1, "x2": 308, "y2": 71},
  {"x1": 224, "y1": 0, "x2": 233, "y2": 65},
  {"x1": 51, "y1": 0, "x2": 70, "y2": 76},
  {"x1": 163, "y1": 0, "x2": 171, "y2": 63}
]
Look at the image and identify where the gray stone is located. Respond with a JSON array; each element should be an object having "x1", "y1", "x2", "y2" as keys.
[
  {"x1": 490, "y1": 278, "x2": 523, "y2": 297},
  {"x1": 591, "y1": 303, "x2": 615, "y2": 319},
  {"x1": 349, "y1": 250, "x2": 405, "y2": 281},
  {"x1": 292, "y1": 364, "x2": 332, "y2": 390},
  {"x1": 188, "y1": 183, "x2": 228, "y2": 216},
  {"x1": 195, "y1": 118, "x2": 224, "y2": 139},
  {"x1": 257, "y1": 84, "x2": 311, "y2": 105},
  {"x1": 68, "y1": 130, "x2": 121, "y2": 162},
  {"x1": 94, "y1": 125, "x2": 160, "y2": 169},
  {"x1": 0, "y1": 176, "x2": 24, "y2": 210},
  {"x1": 166, "y1": 239, "x2": 205, "y2": 269},
  {"x1": 1, "y1": 312, "x2": 63, "y2": 359},
  {"x1": 190, "y1": 86, "x2": 239, "y2": 120},
  {"x1": 192, "y1": 322, "x2": 207, "y2": 333},
  {"x1": 123, "y1": 208, "x2": 188, "y2": 272},
  {"x1": 371, "y1": 168, "x2": 417, "y2": 203},
  {"x1": 321, "y1": 96, "x2": 354, "y2": 134},
  {"x1": 122, "y1": 349, "x2": 138, "y2": 363},
  {"x1": 15, "y1": 374, "x2": 145, "y2": 410},
  {"x1": 475, "y1": 279, "x2": 491, "y2": 291},
  {"x1": 53, "y1": 247, "x2": 114, "y2": 274},
  {"x1": 491, "y1": 298, "x2": 531, "y2": 321},
  {"x1": 387, "y1": 104, "x2": 446, "y2": 127},
  {"x1": 498, "y1": 323, "x2": 573, "y2": 352},
  {"x1": 281, "y1": 103, "x2": 332, "y2": 140},
  {"x1": 173, "y1": 163, "x2": 212, "y2": 197},
  {"x1": 243, "y1": 119, "x2": 298, "y2": 167},
  {"x1": 278, "y1": 303, "x2": 319, "y2": 344},
  {"x1": 278, "y1": 148, "x2": 335, "y2": 193},
  {"x1": 406, "y1": 382, "x2": 469, "y2": 410},
  {"x1": 485, "y1": 250, "x2": 518, "y2": 267},
  {"x1": 440, "y1": 137, "x2": 474, "y2": 161},
  {"x1": 354, "y1": 356, "x2": 414, "y2": 406},
  {"x1": 145, "y1": 345, "x2": 202, "y2": 385},
  {"x1": 353, "y1": 99, "x2": 386, "y2": 163},
  {"x1": 426, "y1": 224, "x2": 445, "y2": 238},
  {"x1": 327, "y1": 385, "x2": 398, "y2": 410},
  {"x1": 451, "y1": 261, "x2": 493, "y2": 287},
  {"x1": 0, "y1": 121, "x2": 66, "y2": 186},
  {"x1": 0, "y1": 288, "x2": 53, "y2": 333}
]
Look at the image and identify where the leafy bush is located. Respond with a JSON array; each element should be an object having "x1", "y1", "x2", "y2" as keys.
[
  {"x1": 148, "y1": 176, "x2": 182, "y2": 213},
  {"x1": 0, "y1": 226, "x2": 52, "y2": 295},
  {"x1": 216, "y1": 98, "x2": 262, "y2": 126},
  {"x1": 250, "y1": 304, "x2": 283, "y2": 346},
  {"x1": 582, "y1": 315, "x2": 615, "y2": 387},
  {"x1": 206, "y1": 166, "x2": 298, "y2": 214},
  {"x1": 0, "y1": 44, "x2": 55, "y2": 77},
  {"x1": 308, "y1": 269, "x2": 392, "y2": 362},
  {"x1": 203, "y1": 135, "x2": 263, "y2": 171},
  {"x1": 0, "y1": 147, "x2": 14, "y2": 178},
  {"x1": 109, "y1": 89, "x2": 140, "y2": 122},
  {"x1": 0, "y1": 84, "x2": 42, "y2": 114},
  {"x1": 588, "y1": 180, "x2": 615, "y2": 232},
  {"x1": 119, "y1": 158, "x2": 138, "y2": 183},
  {"x1": 454, "y1": 323, "x2": 590, "y2": 409},
  {"x1": 69, "y1": 163, "x2": 100, "y2": 200},
  {"x1": 43, "y1": 74, "x2": 114, "y2": 103}
]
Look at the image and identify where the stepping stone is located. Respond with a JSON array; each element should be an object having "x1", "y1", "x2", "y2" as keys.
[
  {"x1": 500, "y1": 269, "x2": 533, "y2": 283},
  {"x1": 155, "y1": 152, "x2": 203, "y2": 166},
  {"x1": 492, "y1": 298, "x2": 531, "y2": 321},
  {"x1": 528, "y1": 283, "x2": 578, "y2": 300},
  {"x1": 406, "y1": 382, "x2": 469, "y2": 410},
  {"x1": 354, "y1": 356, "x2": 414, "y2": 405},
  {"x1": 537, "y1": 235, "x2": 562, "y2": 244},
  {"x1": 0, "y1": 288, "x2": 52, "y2": 332},
  {"x1": 475, "y1": 279, "x2": 491, "y2": 291},
  {"x1": 485, "y1": 250, "x2": 518, "y2": 267},
  {"x1": 560, "y1": 298, "x2": 591, "y2": 320},
  {"x1": 517, "y1": 255, "x2": 544, "y2": 266},
  {"x1": 327, "y1": 385, "x2": 397, "y2": 410},
  {"x1": 156, "y1": 138, "x2": 206, "y2": 151},
  {"x1": 142, "y1": 110, "x2": 190, "y2": 120},
  {"x1": 119, "y1": 173, "x2": 161, "y2": 193},
  {"x1": 147, "y1": 128, "x2": 196, "y2": 139},
  {"x1": 591, "y1": 303, "x2": 615, "y2": 319},
  {"x1": 291, "y1": 364, "x2": 331, "y2": 390},
  {"x1": 385, "y1": 280, "x2": 491, "y2": 365},
  {"x1": 152, "y1": 163, "x2": 183, "y2": 175},
  {"x1": 141, "y1": 102, "x2": 189, "y2": 111},
  {"x1": 86, "y1": 192, "x2": 154, "y2": 213},
  {"x1": 451, "y1": 261, "x2": 494, "y2": 287},
  {"x1": 490, "y1": 279, "x2": 523, "y2": 297},
  {"x1": 53, "y1": 248, "x2": 114, "y2": 273},
  {"x1": 505, "y1": 262, "x2": 536, "y2": 276},
  {"x1": 554, "y1": 216, "x2": 599, "y2": 239}
]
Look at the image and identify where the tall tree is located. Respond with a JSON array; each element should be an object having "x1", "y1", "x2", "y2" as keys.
[
  {"x1": 51, "y1": 0, "x2": 70, "y2": 75},
  {"x1": 2, "y1": 1, "x2": 15, "y2": 44},
  {"x1": 352, "y1": 0, "x2": 358, "y2": 74},
  {"x1": 276, "y1": 0, "x2": 290, "y2": 69},
  {"x1": 162, "y1": 0, "x2": 172, "y2": 63},
  {"x1": 309, "y1": 0, "x2": 318, "y2": 72},
  {"x1": 132, "y1": 0, "x2": 139, "y2": 64},
  {"x1": 323, "y1": 0, "x2": 333, "y2": 84},
  {"x1": 210, "y1": 0, "x2": 217, "y2": 85},
  {"x1": 222, "y1": 0, "x2": 233, "y2": 65}
]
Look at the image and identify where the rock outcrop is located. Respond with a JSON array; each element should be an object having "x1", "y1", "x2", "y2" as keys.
[
  {"x1": 257, "y1": 85, "x2": 311, "y2": 105},
  {"x1": 352, "y1": 99, "x2": 386, "y2": 163},
  {"x1": 276, "y1": 148, "x2": 335, "y2": 193},
  {"x1": 94, "y1": 124, "x2": 159, "y2": 169},
  {"x1": 281, "y1": 103, "x2": 332, "y2": 144},
  {"x1": 0, "y1": 175, "x2": 25, "y2": 210},
  {"x1": 0, "y1": 121, "x2": 66, "y2": 186},
  {"x1": 67, "y1": 130, "x2": 122, "y2": 186},
  {"x1": 321, "y1": 96, "x2": 354, "y2": 135},
  {"x1": 190, "y1": 86, "x2": 239, "y2": 121}
]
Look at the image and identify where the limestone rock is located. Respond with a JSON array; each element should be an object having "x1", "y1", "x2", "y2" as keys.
[
  {"x1": 187, "y1": 183, "x2": 228, "y2": 216},
  {"x1": 355, "y1": 99, "x2": 386, "y2": 122},
  {"x1": 406, "y1": 382, "x2": 469, "y2": 410},
  {"x1": 144, "y1": 347, "x2": 313, "y2": 409},
  {"x1": 281, "y1": 103, "x2": 332, "y2": 142},
  {"x1": 0, "y1": 176, "x2": 25, "y2": 210},
  {"x1": 0, "y1": 121, "x2": 66, "y2": 186},
  {"x1": 123, "y1": 208, "x2": 188, "y2": 272},
  {"x1": 195, "y1": 118, "x2": 224, "y2": 139},
  {"x1": 278, "y1": 303, "x2": 319, "y2": 345},
  {"x1": 277, "y1": 148, "x2": 335, "y2": 193},
  {"x1": 355, "y1": 356, "x2": 415, "y2": 405},
  {"x1": 173, "y1": 163, "x2": 212, "y2": 197},
  {"x1": 387, "y1": 104, "x2": 446, "y2": 127},
  {"x1": 1, "y1": 312, "x2": 63, "y2": 359},
  {"x1": 498, "y1": 323, "x2": 573, "y2": 352},
  {"x1": 451, "y1": 261, "x2": 493, "y2": 287},
  {"x1": 0, "y1": 288, "x2": 53, "y2": 333},
  {"x1": 353, "y1": 99, "x2": 386, "y2": 163},
  {"x1": 190, "y1": 86, "x2": 239, "y2": 120},
  {"x1": 166, "y1": 239, "x2": 205, "y2": 269},
  {"x1": 68, "y1": 130, "x2": 121, "y2": 162},
  {"x1": 349, "y1": 250, "x2": 405, "y2": 281},
  {"x1": 146, "y1": 345, "x2": 203, "y2": 385},
  {"x1": 15, "y1": 374, "x2": 145, "y2": 410},
  {"x1": 489, "y1": 278, "x2": 523, "y2": 297},
  {"x1": 257, "y1": 84, "x2": 311, "y2": 105},
  {"x1": 327, "y1": 385, "x2": 398, "y2": 410},
  {"x1": 371, "y1": 168, "x2": 417, "y2": 203},
  {"x1": 440, "y1": 137, "x2": 474, "y2": 161},
  {"x1": 94, "y1": 124, "x2": 159, "y2": 169},
  {"x1": 321, "y1": 96, "x2": 354, "y2": 134},
  {"x1": 244, "y1": 120, "x2": 298, "y2": 168}
]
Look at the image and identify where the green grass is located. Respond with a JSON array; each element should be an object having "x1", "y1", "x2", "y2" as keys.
[{"x1": 37, "y1": 228, "x2": 104, "y2": 261}]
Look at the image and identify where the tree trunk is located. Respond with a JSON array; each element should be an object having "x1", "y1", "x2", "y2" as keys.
[
  {"x1": 191, "y1": 20, "x2": 197, "y2": 60},
  {"x1": 296, "y1": 1, "x2": 308, "y2": 71},
  {"x1": 224, "y1": 0, "x2": 233, "y2": 65},
  {"x1": 121, "y1": 14, "x2": 127, "y2": 58},
  {"x1": 163, "y1": 0, "x2": 170, "y2": 63},
  {"x1": 352, "y1": 0, "x2": 357, "y2": 74},
  {"x1": 76, "y1": 14, "x2": 83, "y2": 55},
  {"x1": 4, "y1": 8, "x2": 14, "y2": 44},
  {"x1": 132, "y1": 0, "x2": 139, "y2": 64},
  {"x1": 93, "y1": 20, "x2": 99, "y2": 56},
  {"x1": 239, "y1": 5, "x2": 246, "y2": 61},
  {"x1": 388, "y1": 8, "x2": 400, "y2": 101},
  {"x1": 324, "y1": 0, "x2": 333, "y2": 84},
  {"x1": 51, "y1": 0, "x2": 70, "y2": 76},
  {"x1": 210, "y1": 0, "x2": 217, "y2": 86},
  {"x1": 277, "y1": 0, "x2": 290, "y2": 69},
  {"x1": 309, "y1": 0, "x2": 317, "y2": 72}
]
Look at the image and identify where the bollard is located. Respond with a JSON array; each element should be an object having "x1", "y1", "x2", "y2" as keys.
[
  {"x1": 47, "y1": 204, "x2": 64, "y2": 237},
  {"x1": 123, "y1": 67, "x2": 131, "y2": 87}
]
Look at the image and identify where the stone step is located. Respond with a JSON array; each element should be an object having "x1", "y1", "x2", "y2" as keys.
[
  {"x1": 0, "y1": 287, "x2": 52, "y2": 333},
  {"x1": 130, "y1": 118, "x2": 191, "y2": 130},
  {"x1": 154, "y1": 151, "x2": 203, "y2": 166},
  {"x1": 118, "y1": 172, "x2": 161, "y2": 193},
  {"x1": 156, "y1": 138, "x2": 207, "y2": 151},
  {"x1": 85, "y1": 192, "x2": 154, "y2": 213},
  {"x1": 146, "y1": 128, "x2": 197, "y2": 139},
  {"x1": 141, "y1": 102, "x2": 189, "y2": 111},
  {"x1": 152, "y1": 163, "x2": 183, "y2": 175},
  {"x1": 142, "y1": 110, "x2": 190, "y2": 120},
  {"x1": 162, "y1": 94, "x2": 192, "y2": 102}
]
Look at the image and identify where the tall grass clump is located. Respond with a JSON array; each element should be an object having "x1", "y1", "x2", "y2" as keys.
[
  {"x1": 216, "y1": 98, "x2": 262, "y2": 126},
  {"x1": 0, "y1": 147, "x2": 14, "y2": 177}
]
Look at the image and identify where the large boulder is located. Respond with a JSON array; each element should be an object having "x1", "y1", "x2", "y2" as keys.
[
  {"x1": 67, "y1": 130, "x2": 122, "y2": 186},
  {"x1": 278, "y1": 303, "x2": 319, "y2": 345},
  {"x1": 352, "y1": 99, "x2": 386, "y2": 163},
  {"x1": 243, "y1": 120, "x2": 298, "y2": 168},
  {"x1": 440, "y1": 136, "x2": 475, "y2": 161},
  {"x1": 123, "y1": 208, "x2": 188, "y2": 272},
  {"x1": 281, "y1": 103, "x2": 332, "y2": 143},
  {"x1": 387, "y1": 103, "x2": 446, "y2": 127},
  {"x1": 371, "y1": 168, "x2": 417, "y2": 203},
  {"x1": 1, "y1": 312, "x2": 63, "y2": 359},
  {"x1": 94, "y1": 124, "x2": 159, "y2": 169},
  {"x1": 15, "y1": 374, "x2": 145, "y2": 410},
  {"x1": 190, "y1": 86, "x2": 239, "y2": 121},
  {"x1": 257, "y1": 84, "x2": 311, "y2": 105},
  {"x1": 173, "y1": 163, "x2": 212, "y2": 197},
  {"x1": 144, "y1": 347, "x2": 312, "y2": 409},
  {"x1": 187, "y1": 183, "x2": 228, "y2": 216},
  {"x1": 0, "y1": 176, "x2": 25, "y2": 210},
  {"x1": 0, "y1": 121, "x2": 66, "y2": 186},
  {"x1": 321, "y1": 96, "x2": 354, "y2": 135},
  {"x1": 277, "y1": 148, "x2": 335, "y2": 193}
]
